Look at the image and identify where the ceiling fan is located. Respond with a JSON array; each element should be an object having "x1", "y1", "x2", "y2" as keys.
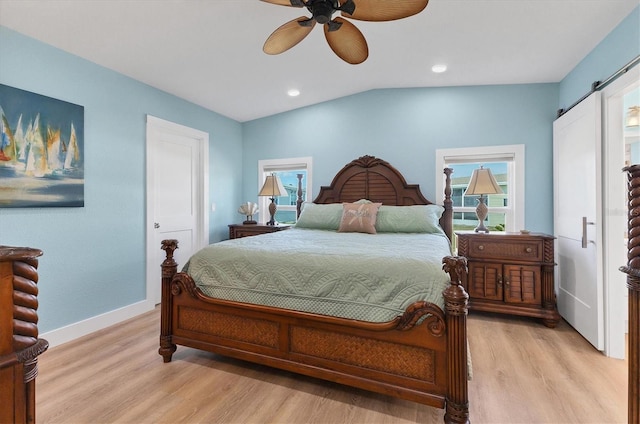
[{"x1": 261, "y1": 0, "x2": 429, "y2": 65}]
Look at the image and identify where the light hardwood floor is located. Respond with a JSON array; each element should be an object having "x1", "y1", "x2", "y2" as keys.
[{"x1": 36, "y1": 308, "x2": 628, "y2": 424}]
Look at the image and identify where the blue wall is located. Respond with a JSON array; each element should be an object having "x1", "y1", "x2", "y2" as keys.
[
  {"x1": 559, "y1": 6, "x2": 640, "y2": 109},
  {"x1": 243, "y1": 84, "x2": 559, "y2": 234},
  {"x1": 0, "y1": 27, "x2": 243, "y2": 333}
]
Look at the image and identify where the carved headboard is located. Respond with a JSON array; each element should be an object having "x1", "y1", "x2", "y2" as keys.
[{"x1": 299, "y1": 155, "x2": 453, "y2": 240}]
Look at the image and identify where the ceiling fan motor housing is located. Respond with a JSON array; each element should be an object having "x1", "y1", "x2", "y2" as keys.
[
  {"x1": 299, "y1": 0, "x2": 355, "y2": 24},
  {"x1": 308, "y1": 0, "x2": 337, "y2": 24}
]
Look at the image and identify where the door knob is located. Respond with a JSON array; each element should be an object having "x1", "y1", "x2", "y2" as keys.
[{"x1": 154, "y1": 223, "x2": 160, "y2": 229}]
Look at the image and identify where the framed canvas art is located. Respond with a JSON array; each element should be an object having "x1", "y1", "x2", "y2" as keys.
[{"x1": 0, "y1": 84, "x2": 84, "y2": 207}]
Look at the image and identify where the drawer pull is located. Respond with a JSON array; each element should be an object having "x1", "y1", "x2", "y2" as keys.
[
  {"x1": 525, "y1": 247, "x2": 532, "y2": 253},
  {"x1": 477, "y1": 245, "x2": 484, "y2": 251},
  {"x1": 497, "y1": 274, "x2": 503, "y2": 286}
]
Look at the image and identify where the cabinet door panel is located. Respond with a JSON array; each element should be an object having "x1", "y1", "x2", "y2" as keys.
[
  {"x1": 468, "y1": 262, "x2": 503, "y2": 301},
  {"x1": 504, "y1": 265, "x2": 541, "y2": 305}
]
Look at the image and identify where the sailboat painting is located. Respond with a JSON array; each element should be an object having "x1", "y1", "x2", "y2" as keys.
[{"x1": 0, "y1": 84, "x2": 84, "y2": 207}]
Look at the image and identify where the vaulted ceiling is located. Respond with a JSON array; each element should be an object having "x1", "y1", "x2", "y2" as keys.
[{"x1": 0, "y1": 0, "x2": 637, "y2": 122}]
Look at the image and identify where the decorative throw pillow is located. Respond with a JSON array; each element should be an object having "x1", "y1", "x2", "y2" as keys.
[
  {"x1": 375, "y1": 204, "x2": 445, "y2": 233},
  {"x1": 338, "y1": 202, "x2": 382, "y2": 234}
]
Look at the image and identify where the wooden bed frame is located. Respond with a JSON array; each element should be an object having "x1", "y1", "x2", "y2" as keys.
[
  {"x1": 159, "y1": 155, "x2": 470, "y2": 423},
  {"x1": 620, "y1": 164, "x2": 640, "y2": 424}
]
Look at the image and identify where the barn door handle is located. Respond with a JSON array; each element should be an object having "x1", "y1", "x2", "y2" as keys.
[{"x1": 582, "y1": 217, "x2": 594, "y2": 248}]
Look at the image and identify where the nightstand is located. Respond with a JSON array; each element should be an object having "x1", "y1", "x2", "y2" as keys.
[
  {"x1": 228, "y1": 224, "x2": 290, "y2": 239},
  {"x1": 456, "y1": 232, "x2": 560, "y2": 327}
]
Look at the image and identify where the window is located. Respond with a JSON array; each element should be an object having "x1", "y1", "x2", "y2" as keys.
[
  {"x1": 258, "y1": 157, "x2": 313, "y2": 224},
  {"x1": 435, "y1": 145, "x2": 524, "y2": 233}
]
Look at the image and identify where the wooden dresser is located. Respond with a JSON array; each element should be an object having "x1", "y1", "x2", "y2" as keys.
[
  {"x1": 0, "y1": 246, "x2": 48, "y2": 424},
  {"x1": 456, "y1": 232, "x2": 560, "y2": 327},
  {"x1": 228, "y1": 224, "x2": 290, "y2": 239}
]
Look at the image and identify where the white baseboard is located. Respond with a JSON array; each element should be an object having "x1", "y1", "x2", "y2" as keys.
[{"x1": 40, "y1": 299, "x2": 155, "y2": 348}]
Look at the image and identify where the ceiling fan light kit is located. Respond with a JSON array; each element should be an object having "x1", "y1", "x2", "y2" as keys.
[{"x1": 261, "y1": 0, "x2": 429, "y2": 64}]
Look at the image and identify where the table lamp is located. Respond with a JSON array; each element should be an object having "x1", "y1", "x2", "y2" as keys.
[
  {"x1": 259, "y1": 173, "x2": 287, "y2": 225},
  {"x1": 464, "y1": 166, "x2": 503, "y2": 233}
]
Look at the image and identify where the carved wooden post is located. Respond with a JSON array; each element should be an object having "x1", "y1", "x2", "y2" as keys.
[
  {"x1": 442, "y1": 255, "x2": 470, "y2": 424},
  {"x1": 620, "y1": 164, "x2": 640, "y2": 424},
  {"x1": 0, "y1": 246, "x2": 48, "y2": 424},
  {"x1": 296, "y1": 173, "x2": 303, "y2": 219},
  {"x1": 159, "y1": 239, "x2": 178, "y2": 363},
  {"x1": 443, "y1": 168, "x2": 454, "y2": 241}
]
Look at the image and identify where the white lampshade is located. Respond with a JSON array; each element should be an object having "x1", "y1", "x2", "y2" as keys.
[
  {"x1": 464, "y1": 166, "x2": 503, "y2": 196},
  {"x1": 259, "y1": 174, "x2": 287, "y2": 197}
]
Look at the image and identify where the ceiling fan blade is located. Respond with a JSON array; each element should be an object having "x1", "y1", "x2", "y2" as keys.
[
  {"x1": 264, "y1": 17, "x2": 316, "y2": 55},
  {"x1": 260, "y1": 0, "x2": 305, "y2": 7},
  {"x1": 324, "y1": 17, "x2": 368, "y2": 65},
  {"x1": 341, "y1": 0, "x2": 429, "y2": 22}
]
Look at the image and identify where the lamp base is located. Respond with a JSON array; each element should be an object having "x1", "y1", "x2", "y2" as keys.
[
  {"x1": 267, "y1": 198, "x2": 276, "y2": 226},
  {"x1": 474, "y1": 223, "x2": 490, "y2": 233},
  {"x1": 474, "y1": 195, "x2": 490, "y2": 233}
]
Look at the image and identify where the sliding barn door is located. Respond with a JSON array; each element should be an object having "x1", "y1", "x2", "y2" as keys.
[{"x1": 553, "y1": 92, "x2": 604, "y2": 350}]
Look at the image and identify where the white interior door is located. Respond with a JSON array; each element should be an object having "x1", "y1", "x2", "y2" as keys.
[
  {"x1": 553, "y1": 92, "x2": 604, "y2": 350},
  {"x1": 146, "y1": 116, "x2": 209, "y2": 305}
]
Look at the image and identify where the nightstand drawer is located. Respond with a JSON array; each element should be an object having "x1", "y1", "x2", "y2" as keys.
[
  {"x1": 228, "y1": 224, "x2": 290, "y2": 239},
  {"x1": 468, "y1": 239, "x2": 543, "y2": 262}
]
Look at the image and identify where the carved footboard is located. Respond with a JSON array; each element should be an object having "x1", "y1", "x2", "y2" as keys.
[
  {"x1": 0, "y1": 246, "x2": 48, "y2": 424},
  {"x1": 620, "y1": 165, "x2": 640, "y2": 424},
  {"x1": 159, "y1": 240, "x2": 469, "y2": 424}
]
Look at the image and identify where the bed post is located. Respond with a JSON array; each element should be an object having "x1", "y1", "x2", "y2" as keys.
[
  {"x1": 0, "y1": 246, "x2": 48, "y2": 424},
  {"x1": 296, "y1": 173, "x2": 303, "y2": 218},
  {"x1": 442, "y1": 255, "x2": 470, "y2": 424},
  {"x1": 620, "y1": 164, "x2": 640, "y2": 424},
  {"x1": 442, "y1": 168, "x2": 454, "y2": 241},
  {"x1": 159, "y1": 239, "x2": 178, "y2": 363}
]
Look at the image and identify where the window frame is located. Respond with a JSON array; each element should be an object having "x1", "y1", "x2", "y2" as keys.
[
  {"x1": 435, "y1": 145, "x2": 525, "y2": 232},
  {"x1": 258, "y1": 156, "x2": 313, "y2": 224}
]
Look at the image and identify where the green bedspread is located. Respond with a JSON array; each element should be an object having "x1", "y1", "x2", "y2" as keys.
[{"x1": 184, "y1": 228, "x2": 453, "y2": 323}]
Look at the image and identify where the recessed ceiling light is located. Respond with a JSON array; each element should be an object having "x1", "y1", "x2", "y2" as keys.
[
  {"x1": 431, "y1": 64, "x2": 447, "y2": 73},
  {"x1": 287, "y1": 89, "x2": 300, "y2": 97}
]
